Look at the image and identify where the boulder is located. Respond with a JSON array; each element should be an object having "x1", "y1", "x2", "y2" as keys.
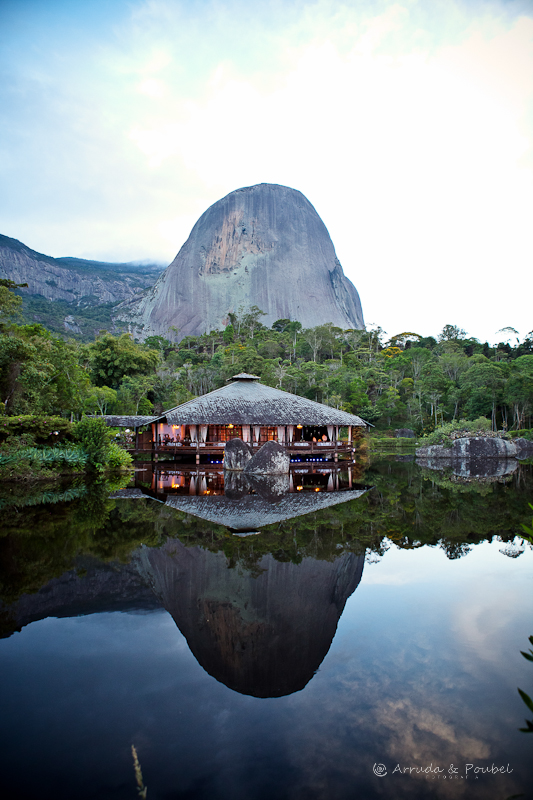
[
  {"x1": 416, "y1": 437, "x2": 517, "y2": 459},
  {"x1": 395, "y1": 428, "x2": 415, "y2": 439},
  {"x1": 244, "y1": 440, "x2": 290, "y2": 475},
  {"x1": 223, "y1": 438, "x2": 253, "y2": 472},
  {"x1": 514, "y1": 438, "x2": 533, "y2": 459}
]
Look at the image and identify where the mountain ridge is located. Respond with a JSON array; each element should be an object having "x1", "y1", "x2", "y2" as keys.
[{"x1": 0, "y1": 233, "x2": 166, "y2": 337}]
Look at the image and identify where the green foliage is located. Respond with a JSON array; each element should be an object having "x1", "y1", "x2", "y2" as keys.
[
  {"x1": 0, "y1": 415, "x2": 74, "y2": 444},
  {"x1": 18, "y1": 295, "x2": 119, "y2": 340},
  {"x1": 89, "y1": 333, "x2": 160, "y2": 388},
  {"x1": 0, "y1": 301, "x2": 532, "y2": 436},
  {"x1": 0, "y1": 325, "x2": 90, "y2": 415},
  {"x1": 509, "y1": 430, "x2": 533, "y2": 441},
  {"x1": 116, "y1": 375, "x2": 154, "y2": 414},
  {"x1": 222, "y1": 324, "x2": 234, "y2": 344},
  {"x1": 0, "y1": 282, "x2": 23, "y2": 319},
  {"x1": 74, "y1": 415, "x2": 113, "y2": 471},
  {"x1": 106, "y1": 441, "x2": 133, "y2": 470},
  {"x1": 0, "y1": 445, "x2": 87, "y2": 470},
  {"x1": 419, "y1": 417, "x2": 492, "y2": 447}
]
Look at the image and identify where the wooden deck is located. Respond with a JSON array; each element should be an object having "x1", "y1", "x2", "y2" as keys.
[{"x1": 128, "y1": 441, "x2": 355, "y2": 463}]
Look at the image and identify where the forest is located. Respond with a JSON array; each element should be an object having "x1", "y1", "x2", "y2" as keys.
[{"x1": 1, "y1": 283, "x2": 533, "y2": 435}]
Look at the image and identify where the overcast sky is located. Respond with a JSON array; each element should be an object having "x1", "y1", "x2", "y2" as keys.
[{"x1": 1, "y1": 0, "x2": 532, "y2": 344}]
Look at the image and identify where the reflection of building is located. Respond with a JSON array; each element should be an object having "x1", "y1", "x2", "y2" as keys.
[
  {"x1": 101, "y1": 373, "x2": 367, "y2": 463},
  {"x1": 135, "y1": 466, "x2": 369, "y2": 533},
  {"x1": 138, "y1": 538, "x2": 365, "y2": 698},
  {"x1": 3, "y1": 465, "x2": 369, "y2": 698}
]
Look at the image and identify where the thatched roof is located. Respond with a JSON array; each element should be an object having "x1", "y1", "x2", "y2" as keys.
[
  {"x1": 96, "y1": 415, "x2": 156, "y2": 428},
  {"x1": 156, "y1": 375, "x2": 367, "y2": 427}
]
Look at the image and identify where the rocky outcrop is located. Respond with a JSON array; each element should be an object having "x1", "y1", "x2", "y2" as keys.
[
  {"x1": 116, "y1": 183, "x2": 364, "y2": 340},
  {"x1": 244, "y1": 440, "x2": 290, "y2": 475},
  {"x1": 0, "y1": 233, "x2": 163, "y2": 306},
  {"x1": 223, "y1": 438, "x2": 252, "y2": 471},
  {"x1": 416, "y1": 437, "x2": 517, "y2": 460},
  {"x1": 514, "y1": 438, "x2": 533, "y2": 459}
]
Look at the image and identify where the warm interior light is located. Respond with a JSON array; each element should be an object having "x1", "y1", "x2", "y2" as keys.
[
  {"x1": 297, "y1": 485, "x2": 303, "y2": 491},
  {"x1": 228, "y1": 424, "x2": 234, "y2": 428},
  {"x1": 296, "y1": 424, "x2": 303, "y2": 429},
  {"x1": 315, "y1": 487, "x2": 320, "y2": 492}
]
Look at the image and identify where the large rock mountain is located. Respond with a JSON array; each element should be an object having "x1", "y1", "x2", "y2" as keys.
[{"x1": 117, "y1": 183, "x2": 364, "y2": 340}]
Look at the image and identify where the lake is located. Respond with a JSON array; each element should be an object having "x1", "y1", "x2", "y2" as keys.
[{"x1": 0, "y1": 457, "x2": 532, "y2": 799}]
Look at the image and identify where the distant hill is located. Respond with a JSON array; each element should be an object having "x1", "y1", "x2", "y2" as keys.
[{"x1": 0, "y1": 233, "x2": 165, "y2": 338}]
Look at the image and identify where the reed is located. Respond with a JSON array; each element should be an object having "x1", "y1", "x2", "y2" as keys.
[{"x1": 131, "y1": 744, "x2": 148, "y2": 798}]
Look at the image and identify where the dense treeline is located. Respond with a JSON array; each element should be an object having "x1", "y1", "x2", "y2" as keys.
[{"x1": 1, "y1": 287, "x2": 532, "y2": 433}]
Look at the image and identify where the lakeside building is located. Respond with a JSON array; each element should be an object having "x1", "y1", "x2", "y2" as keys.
[{"x1": 102, "y1": 373, "x2": 367, "y2": 463}]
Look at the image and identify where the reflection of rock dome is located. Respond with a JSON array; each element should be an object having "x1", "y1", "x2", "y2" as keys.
[{"x1": 137, "y1": 538, "x2": 364, "y2": 697}]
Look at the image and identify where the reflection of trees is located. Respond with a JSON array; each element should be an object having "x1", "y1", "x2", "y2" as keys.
[
  {"x1": 1, "y1": 461, "x2": 532, "y2": 609},
  {"x1": 0, "y1": 480, "x2": 163, "y2": 607}
]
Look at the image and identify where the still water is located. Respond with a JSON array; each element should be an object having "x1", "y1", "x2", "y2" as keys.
[{"x1": 0, "y1": 458, "x2": 532, "y2": 799}]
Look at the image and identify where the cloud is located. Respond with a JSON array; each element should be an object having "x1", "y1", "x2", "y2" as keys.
[{"x1": 0, "y1": 0, "x2": 532, "y2": 338}]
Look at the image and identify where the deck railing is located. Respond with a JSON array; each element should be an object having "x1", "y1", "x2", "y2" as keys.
[{"x1": 129, "y1": 441, "x2": 354, "y2": 455}]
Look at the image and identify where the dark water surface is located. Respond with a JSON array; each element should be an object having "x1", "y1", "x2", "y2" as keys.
[{"x1": 0, "y1": 459, "x2": 532, "y2": 799}]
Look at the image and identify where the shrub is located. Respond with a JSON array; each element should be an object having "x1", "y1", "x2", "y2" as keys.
[
  {"x1": 0, "y1": 445, "x2": 87, "y2": 479},
  {"x1": 508, "y1": 429, "x2": 533, "y2": 441},
  {"x1": 0, "y1": 415, "x2": 74, "y2": 445},
  {"x1": 419, "y1": 417, "x2": 492, "y2": 448},
  {"x1": 74, "y1": 416, "x2": 112, "y2": 471},
  {"x1": 107, "y1": 441, "x2": 133, "y2": 470}
]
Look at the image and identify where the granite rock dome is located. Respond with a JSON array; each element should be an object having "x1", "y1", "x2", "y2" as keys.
[{"x1": 117, "y1": 183, "x2": 364, "y2": 340}]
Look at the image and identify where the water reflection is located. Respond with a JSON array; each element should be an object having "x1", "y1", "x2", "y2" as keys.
[
  {"x1": 0, "y1": 461, "x2": 533, "y2": 799},
  {"x1": 135, "y1": 464, "x2": 369, "y2": 533},
  {"x1": 2, "y1": 465, "x2": 370, "y2": 696},
  {"x1": 416, "y1": 455, "x2": 519, "y2": 480},
  {"x1": 137, "y1": 538, "x2": 364, "y2": 697}
]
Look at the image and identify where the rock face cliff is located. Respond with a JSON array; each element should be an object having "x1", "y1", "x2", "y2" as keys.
[
  {"x1": 117, "y1": 184, "x2": 364, "y2": 340},
  {"x1": 0, "y1": 233, "x2": 163, "y2": 306}
]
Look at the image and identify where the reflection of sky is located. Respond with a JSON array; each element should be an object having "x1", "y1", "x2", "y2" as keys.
[{"x1": 0, "y1": 542, "x2": 531, "y2": 799}]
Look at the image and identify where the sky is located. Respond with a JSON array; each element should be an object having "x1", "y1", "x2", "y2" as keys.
[{"x1": 1, "y1": 0, "x2": 532, "y2": 344}]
